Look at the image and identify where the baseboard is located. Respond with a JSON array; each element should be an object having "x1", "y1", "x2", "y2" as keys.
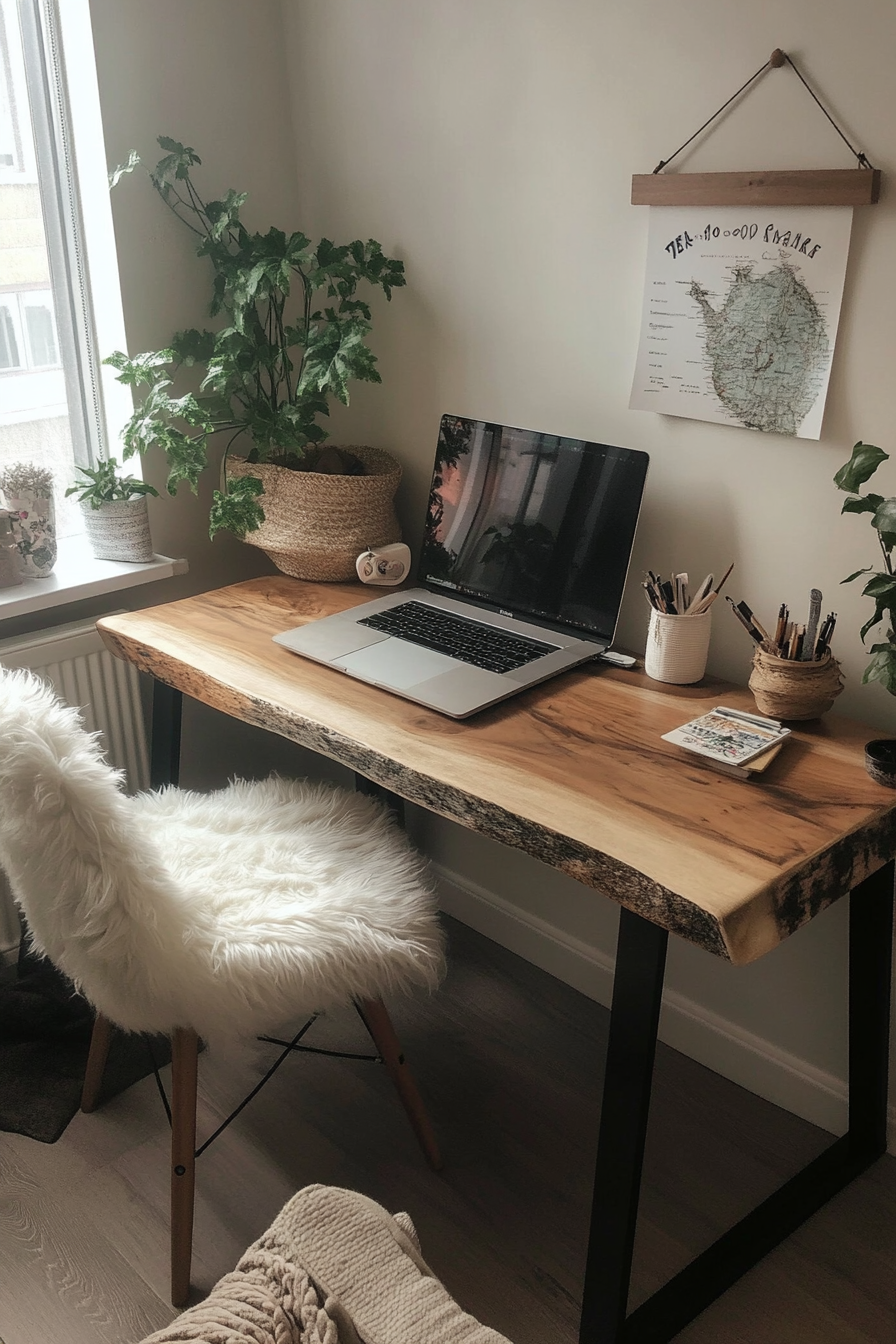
[{"x1": 434, "y1": 863, "x2": 896, "y2": 1154}]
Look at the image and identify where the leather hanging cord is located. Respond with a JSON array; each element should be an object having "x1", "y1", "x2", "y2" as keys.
[{"x1": 653, "y1": 49, "x2": 876, "y2": 174}]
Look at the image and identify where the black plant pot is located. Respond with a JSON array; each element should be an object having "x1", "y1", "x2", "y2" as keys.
[{"x1": 864, "y1": 739, "x2": 896, "y2": 787}]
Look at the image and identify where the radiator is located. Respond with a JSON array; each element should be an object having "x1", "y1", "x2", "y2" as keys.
[{"x1": 0, "y1": 614, "x2": 149, "y2": 955}]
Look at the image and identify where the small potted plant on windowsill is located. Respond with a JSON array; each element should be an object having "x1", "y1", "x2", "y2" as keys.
[
  {"x1": 0, "y1": 462, "x2": 57, "y2": 578},
  {"x1": 65, "y1": 458, "x2": 159, "y2": 563},
  {"x1": 105, "y1": 137, "x2": 406, "y2": 581}
]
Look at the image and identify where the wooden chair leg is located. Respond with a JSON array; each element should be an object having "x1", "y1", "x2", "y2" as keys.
[
  {"x1": 80, "y1": 1012, "x2": 113, "y2": 1113},
  {"x1": 356, "y1": 997, "x2": 442, "y2": 1171},
  {"x1": 170, "y1": 1027, "x2": 199, "y2": 1309}
]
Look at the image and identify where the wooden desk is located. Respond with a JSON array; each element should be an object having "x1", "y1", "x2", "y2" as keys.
[{"x1": 98, "y1": 577, "x2": 895, "y2": 1343}]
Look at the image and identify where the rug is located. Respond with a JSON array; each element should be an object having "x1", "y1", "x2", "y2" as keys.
[{"x1": 0, "y1": 953, "x2": 170, "y2": 1144}]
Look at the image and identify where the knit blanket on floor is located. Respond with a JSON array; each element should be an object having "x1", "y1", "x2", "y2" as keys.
[{"x1": 139, "y1": 1184, "x2": 512, "y2": 1344}]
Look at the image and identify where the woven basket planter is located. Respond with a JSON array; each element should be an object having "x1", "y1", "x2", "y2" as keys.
[
  {"x1": 227, "y1": 446, "x2": 401, "y2": 582},
  {"x1": 749, "y1": 647, "x2": 844, "y2": 720},
  {"x1": 81, "y1": 498, "x2": 154, "y2": 563}
]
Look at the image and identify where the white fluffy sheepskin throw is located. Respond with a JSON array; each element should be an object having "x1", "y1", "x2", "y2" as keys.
[{"x1": 0, "y1": 668, "x2": 445, "y2": 1042}]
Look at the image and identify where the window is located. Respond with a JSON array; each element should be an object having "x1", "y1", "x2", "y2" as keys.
[
  {"x1": 0, "y1": 0, "x2": 132, "y2": 541},
  {"x1": 0, "y1": 289, "x2": 60, "y2": 370}
]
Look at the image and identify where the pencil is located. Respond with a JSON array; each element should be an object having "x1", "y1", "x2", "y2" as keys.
[{"x1": 713, "y1": 562, "x2": 735, "y2": 596}]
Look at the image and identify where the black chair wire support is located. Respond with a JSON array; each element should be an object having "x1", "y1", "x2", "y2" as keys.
[{"x1": 147, "y1": 1010, "x2": 385, "y2": 1160}]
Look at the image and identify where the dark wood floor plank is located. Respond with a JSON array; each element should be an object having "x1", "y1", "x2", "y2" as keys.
[{"x1": 1, "y1": 915, "x2": 894, "y2": 1342}]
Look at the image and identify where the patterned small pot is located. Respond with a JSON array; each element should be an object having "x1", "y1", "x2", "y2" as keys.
[
  {"x1": 865, "y1": 739, "x2": 896, "y2": 788},
  {"x1": 81, "y1": 498, "x2": 154, "y2": 562},
  {"x1": 5, "y1": 490, "x2": 57, "y2": 578}
]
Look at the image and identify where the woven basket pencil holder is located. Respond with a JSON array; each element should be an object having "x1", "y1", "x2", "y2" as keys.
[{"x1": 749, "y1": 647, "x2": 844, "y2": 721}]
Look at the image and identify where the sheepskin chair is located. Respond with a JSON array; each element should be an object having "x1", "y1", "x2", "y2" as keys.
[{"x1": 0, "y1": 666, "x2": 446, "y2": 1307}]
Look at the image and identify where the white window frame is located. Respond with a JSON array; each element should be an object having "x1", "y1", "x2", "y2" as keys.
[
  {"x1": 10, "y1": 0, "x2": 133, "y2": 464},
  {"x1": 0, "y1": 0, "x2": 186, "y2": 622}
]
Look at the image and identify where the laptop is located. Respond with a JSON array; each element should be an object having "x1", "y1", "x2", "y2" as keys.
[{"x1": 274, "y1": 415, "x2": 649, "y2": 718}]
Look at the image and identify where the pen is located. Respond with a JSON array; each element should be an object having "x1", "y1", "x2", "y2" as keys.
[
  {"x1": 794, "y1": 627, "x2": 804, "y2": 661},
  {"x1": 661, "y1": 580, "x2": 677, "y2": 614},
  {"x1": 726, "y1": 596, "x2": 764, "y2": 644},
  {"x1": 816, "y1": 613, "x2": 837, "y2": 658},
  {"x1": 773, "y1": 603, "x2": 788, "y2": 649},
  {"x1": 735, "y1": 600, "x2": 772, "y2": 645}
]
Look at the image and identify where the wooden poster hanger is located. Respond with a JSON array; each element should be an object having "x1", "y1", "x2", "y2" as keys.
[{"x1": 631, "y1": 49, "x2": 881, "y2": 208}]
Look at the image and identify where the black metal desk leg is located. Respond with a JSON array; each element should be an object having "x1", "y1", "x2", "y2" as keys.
[
  {"x1": 150, "y1": 681, "x2": 183, "y2": 789},
  {"x1": 354, "y1": 773, "x2": 406, "y2": 828},
  {"x1": 848, "y1": 859, "x2": 894, "y2": 1157},
  {"x1": 580, "y1": 907, "x2": 669, "y2": 1344}
]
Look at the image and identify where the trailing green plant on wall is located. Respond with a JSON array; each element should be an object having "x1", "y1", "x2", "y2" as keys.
[
  {"x1": 106, "y1": 137, "x2": 405, "y2": 539},
  {"x1": 834, "y1": 440, "x2": 896, "y2": 692}
]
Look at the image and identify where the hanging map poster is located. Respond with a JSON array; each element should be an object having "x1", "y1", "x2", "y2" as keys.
[{"x1": 629, "y1": 206, "x2": 853, "y2": 439}]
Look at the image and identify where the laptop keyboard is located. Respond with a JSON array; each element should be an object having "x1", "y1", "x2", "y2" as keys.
[{"x1": 358, "y1": 601, "x2": 558, "y2": 673}]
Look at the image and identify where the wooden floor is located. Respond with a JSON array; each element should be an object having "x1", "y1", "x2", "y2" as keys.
[{"x1": 1, "y1": 916, "x2": 895, "y2": 1343}]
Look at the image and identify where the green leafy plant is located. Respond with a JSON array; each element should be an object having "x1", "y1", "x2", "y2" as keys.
[
  {"x1": 105, "y1": 137, "x2": 406, "y2": 539},
  {"x1": 834, "y1": 440, "x2": 896, "y2": 692},
  {"x1": 65, "y1": 458, "x2": 160, "y2": 509}
]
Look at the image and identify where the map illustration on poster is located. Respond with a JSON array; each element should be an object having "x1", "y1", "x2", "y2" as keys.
[{"x1": 629, "y1": 207, "x2": 853, "y2": 439}]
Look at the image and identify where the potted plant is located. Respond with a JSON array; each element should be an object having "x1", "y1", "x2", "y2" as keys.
[
  {"x1": 105, "y1": 137, "x2": 406, "y2": 580},
  {"x1": 65, "y1": 458, "x2": 159, "y2": 562},
  {"x1": 0, "y1": 462, "x2": 57, "y2": 578},
  {"x1": 834, "y1": 439, "x2": 896, "y2": 784}
]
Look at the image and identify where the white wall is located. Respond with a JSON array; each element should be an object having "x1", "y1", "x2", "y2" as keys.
[
  {"x1": 86, "y1": 0, "x2": 299, "y2": 600},
  {"x1": 276, "y1": 0, "x2": 896, "y2": 1133}
]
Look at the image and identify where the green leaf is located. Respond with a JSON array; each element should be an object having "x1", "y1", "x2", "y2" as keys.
[
  {"x1": 104, "y1": 348, "x2": 175, "y2": 387},
  {"x1": 109, "y1": 150, "x2": 140, "y2": 189},
  {"x1": 155, "y1": 136, "x2": 201, "y2": 180},
  {"x1": 834, "y1": 441, "x2": 889, "y2": 492},
  {"x1": 64, "y1": 456, "x2": 159, "y2": 505},
  {"x1": 841, "y1": 493, "x2": 884, "y2": 515},
  {"x1": 209, "y1": 475, "x2": 265, "y2": 539},
  {"x1": 160, "y1": 431, "x2": 210, "y2": 494},
  {"x1": 170, "y1": 328, "x2": 217, "y2": 365},
  {"x1": 871, "y1": 497, "x2": 896, "y2": 536},
  {"x1": 860, "y1": 597, "x2": 892, "y2": 643},
  {"x1": 842, "y1": 567, "x2": 872, "y2": 583},
  {"x1": 862, "y1": 574, "x2": 896, "y2": 598},
  {"x1": 862, "y1": 647, "x2": 896, "y2": 693}
]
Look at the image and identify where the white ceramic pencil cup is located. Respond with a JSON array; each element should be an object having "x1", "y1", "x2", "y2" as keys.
[{"x1": 644, "y1": 608, "x2": 712, "y2": 685}]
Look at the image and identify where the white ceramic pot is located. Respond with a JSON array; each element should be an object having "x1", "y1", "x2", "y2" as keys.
[
  {"x1": 644, "y1": 608, "x2": 712, "y2": 685},
  {"x1": 81, "y1": 498, "x2": 154, "y2": 562}
]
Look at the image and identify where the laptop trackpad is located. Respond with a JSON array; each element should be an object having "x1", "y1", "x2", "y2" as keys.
[
  {"x1": 336, "y1": 638, "x2": 459, "y2": 688},
  {"x1": 274, "y1": 619, "x2": 388, "y2": 661}
]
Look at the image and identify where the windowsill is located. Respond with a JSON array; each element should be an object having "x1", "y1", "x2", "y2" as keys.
[{"x1": 0, "y1": 533, "x2": 188, "y2": 621}]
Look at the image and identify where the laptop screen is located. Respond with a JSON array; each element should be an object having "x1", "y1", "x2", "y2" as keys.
[{"x1": 420, "y1": 416, "x2": 649, "y2": 644}]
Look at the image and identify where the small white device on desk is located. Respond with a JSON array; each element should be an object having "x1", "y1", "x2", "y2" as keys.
[{"x1": 356, "y1": 543, "x2": 411, "y2": 585}]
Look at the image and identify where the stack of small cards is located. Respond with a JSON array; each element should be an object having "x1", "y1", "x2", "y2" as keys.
[{"x1": 662, "y1": 706, "x2": 790, "y2": 780}]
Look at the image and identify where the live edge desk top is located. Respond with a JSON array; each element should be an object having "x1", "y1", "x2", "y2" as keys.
[{"x1": 98, "y1": 577, "x2": 896, "y2": 968}]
